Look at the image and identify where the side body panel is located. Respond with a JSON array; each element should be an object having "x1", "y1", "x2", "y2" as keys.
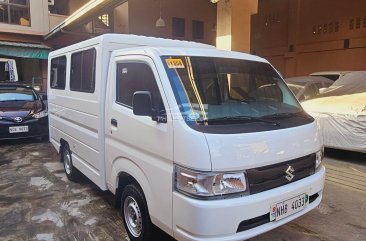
[{"x1": 48, "y1": 42, "x2": 106, "y2": 189}]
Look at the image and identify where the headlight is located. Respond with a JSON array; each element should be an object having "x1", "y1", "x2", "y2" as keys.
[
  {"x1": 174, "y1": 165, "x2": 248, "y2": 199},
  {"x1": 315, "y1": 147, "x2": 324, "y2": 170},
  {"x1": 33, "y1": 109, "x2": 48, "y2": 119}
]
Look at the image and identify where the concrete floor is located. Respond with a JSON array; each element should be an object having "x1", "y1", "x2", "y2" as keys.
[{"x1": 0, "y1": 140, "x2": 365, "y2": 241}]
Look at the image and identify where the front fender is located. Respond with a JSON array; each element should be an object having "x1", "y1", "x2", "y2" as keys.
[{"x1": 109, "y1": 157, "x2": 154, "y2": 216}]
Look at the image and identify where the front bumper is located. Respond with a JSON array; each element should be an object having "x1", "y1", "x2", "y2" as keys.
[
  {"x1": 173, "y1": 166, "x2": 325, "y2": 241},
  {"x1": 0, "y1": 117, "x2": 49, "y2": 140}
]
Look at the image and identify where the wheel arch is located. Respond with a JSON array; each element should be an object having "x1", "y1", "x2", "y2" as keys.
[
  {"x1": 111, "y1": 159, "x2": 155, "y2": 221},
  {"x1": 59, "y1": 138, "x2": 68, "y2": 162}
]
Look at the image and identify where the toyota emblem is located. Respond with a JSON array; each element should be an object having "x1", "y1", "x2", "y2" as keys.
[{"x1": 14, "y1": 117, "x2": 23, "y2": 123}]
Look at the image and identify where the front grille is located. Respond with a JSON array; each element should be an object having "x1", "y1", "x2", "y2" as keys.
[{"x1": 247, "y1": 153, "x2": 316, "y2": 194}]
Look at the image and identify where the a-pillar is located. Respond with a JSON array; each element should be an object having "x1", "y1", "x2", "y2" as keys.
[{"x1": 216, "y1": 0, "x2": 258, "y2": 53}]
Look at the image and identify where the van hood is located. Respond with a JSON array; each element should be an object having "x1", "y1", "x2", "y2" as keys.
[{"x1": 204, "y1": 122, "x2": 321, "y2": 171}]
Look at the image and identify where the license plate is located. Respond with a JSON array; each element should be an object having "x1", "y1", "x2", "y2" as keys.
[
  {"x1": 9, "y1": 126, "x2": 29, "y2": 133},
  {"x1": 270, "y1": 193, "x2": 308, "y2": 221}
]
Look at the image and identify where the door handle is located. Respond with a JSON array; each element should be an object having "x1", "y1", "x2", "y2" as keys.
[{"x1": 111, "y1": 118, "x2": 118, "y2": 127}]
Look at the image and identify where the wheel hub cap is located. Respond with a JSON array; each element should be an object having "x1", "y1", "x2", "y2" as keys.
[
  {"x1": 124, "y1": 196, "x2": 142, "y2": 237},
  {"x1": 64, "y1": 150, "x2": 72, "y2": 175}
]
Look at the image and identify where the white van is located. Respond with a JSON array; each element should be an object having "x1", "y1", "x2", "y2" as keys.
[{"x1": 48, "y1": 34, "x2": 325, "y2": 241}]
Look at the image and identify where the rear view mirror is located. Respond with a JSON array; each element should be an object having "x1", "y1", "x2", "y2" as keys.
[{"x1": 133, "y1": 91, "x2": 153, "y2": 117}]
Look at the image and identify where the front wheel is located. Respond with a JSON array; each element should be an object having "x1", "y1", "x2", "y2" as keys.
[{"x1": 121, "y1": 184, "x2": 152, "y2": 241}]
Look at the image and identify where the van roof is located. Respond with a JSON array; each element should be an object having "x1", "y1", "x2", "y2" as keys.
[
  {"x1": 49, "y1": 34, "x2": 267, "y2": 63},
  {"x1": 112, "y1": 46, "x2": 268, "y2": 63},
  {"x1": 49, "y1": 34, "x2": 215, "y2": 56}
]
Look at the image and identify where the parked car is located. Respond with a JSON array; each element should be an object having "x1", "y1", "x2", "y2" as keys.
[
  {"x1": 285, "y1": 76, "x2": 333, "y2": 102},
  {"x1": 310, "y1": 71, "x2": 352, "y2": 81},
  {"x1": 0, "y1": 84, "x2": 49, "y2": 141},
  {"x1": 48, "y1": 34, "x2": 325, "y2": 241},
  {"x1": 302, "y1": 71, "x2": 366, "y2": 153}
]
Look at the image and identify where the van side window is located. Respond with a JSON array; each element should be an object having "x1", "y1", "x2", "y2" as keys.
[
  {"x1": 116, "y1": 63, "x2": 165, "y2": 114},
  {"x1": 70, "y1": 48, "x2": 96, "y2": 93},
  {"x1": 50, "y1": 56, "x2": 66, "y2": 90}
]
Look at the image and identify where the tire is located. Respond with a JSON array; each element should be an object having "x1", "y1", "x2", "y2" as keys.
[
  {"x1": 61, "y1": 143, "x2": 80, "y2": 181},
  {"x1": 121, "y1": 184, "x2": 152, "y2": 241}
]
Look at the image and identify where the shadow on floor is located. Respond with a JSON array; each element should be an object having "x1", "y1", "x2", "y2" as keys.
[{"x1": 325, "y1": 148, "x2": 366, "y2": 166}]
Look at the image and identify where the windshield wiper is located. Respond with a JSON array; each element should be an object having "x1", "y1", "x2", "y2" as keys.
[
  {"x1": 197, "y1": 116, "x2": 280, "y2": 126},
  {"x1": 262, "y1": 112, "x2": 300, "y2": 119},
  {"x1": 231, "y1": 97, "x2": 257, "y2": 103}
]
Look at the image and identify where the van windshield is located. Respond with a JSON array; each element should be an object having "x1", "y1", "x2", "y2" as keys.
[{"x1": 162, "y1": 56, "x2": 302, "y2": 125}]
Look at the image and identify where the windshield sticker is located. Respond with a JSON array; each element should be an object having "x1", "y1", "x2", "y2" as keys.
[
  {"x1": 166, "y1": 59, "x2": 185, "y2": 69},
  {"x1": 186, "y1": 112, "x2": 201, "y2": 121}
]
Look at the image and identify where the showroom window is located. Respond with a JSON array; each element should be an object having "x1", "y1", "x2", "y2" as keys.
[
  {"x1": 50, "y1": 56, "x2": 67, "y2": 90},
  {"x1": 172, "y1": 17, "x2": 185, "y2": 38},
  {"x1": 70, "y1": 48, "x2": 96, "y2": 93},
  {"x1": 192, "y1": 20, "x2": 204, "y2": 39},
  {"x1": 0, "y1": 0, "x2": 30, "y2": 26}
]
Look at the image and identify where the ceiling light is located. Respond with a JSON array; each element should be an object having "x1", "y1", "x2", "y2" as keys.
[
  {"x1": 156, "y1": 0, "x2": 166, "y2": 27},
  {"x1": 156, "y1": 17, "x2": 166, "y2": 27}
]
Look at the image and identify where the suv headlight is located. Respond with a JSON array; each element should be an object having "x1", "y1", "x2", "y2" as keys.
[
  {"x1": 315, "y1": 147, "x2": 324, "y2": 171},
  {"x1": 33, "y1": 109, "x2": 48, "y2": 119},
  {"x1": 174, "y1": 165, "x2": 248, "y2": 199}
]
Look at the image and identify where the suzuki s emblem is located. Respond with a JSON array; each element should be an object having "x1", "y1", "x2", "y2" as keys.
[
  {"x1": 14, "y1": 117, "x2": 23, "y2": 123},
  {"x1": 285, "y1": 165, "x2": 295, "y2": 182}
]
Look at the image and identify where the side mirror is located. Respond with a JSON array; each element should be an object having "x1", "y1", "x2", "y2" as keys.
[{"x1": 133, "y1": 91, "x2": 153, "y2": 117}]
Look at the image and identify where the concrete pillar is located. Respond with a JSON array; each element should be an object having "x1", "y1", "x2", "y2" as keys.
[
  {"x1": 216, "y1": 0, "x2": 258, "y2": 52},
  {"x1": 284, "y1": 0, "x2": 301, "y2": 77}
]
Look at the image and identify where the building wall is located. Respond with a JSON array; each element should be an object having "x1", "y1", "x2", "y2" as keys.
[
  {"x1": 49, "y1": 14, "x2": 68, "y2": 31},
  {"x1": 68, "y1": 0, "x2": 90, "y2": 15},
  {"x1": 251, "y1": 0, "x2": 366, "y2": 77},
  {"x1": 0, "y1": 0, "x2": 49, "y2": 36},
  {"x1": 126, "y1": 0, "x2": 217, "y2": 45},
  {"x1": 0, "y1": 0, "x2": 49, "y2": 91},
  {"x1": 114, "y1": 2, "x2": 129, "y2": 34}
]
